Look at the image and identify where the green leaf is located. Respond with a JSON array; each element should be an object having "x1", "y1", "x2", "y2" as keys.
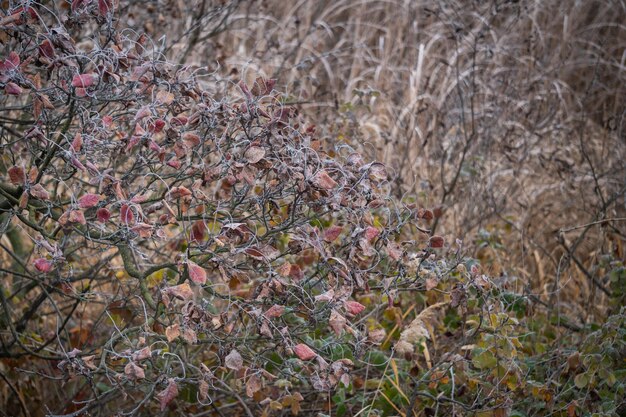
[
  {"x1": 472, "y1": 349, "x2": 497, "y2": 369},
  {"x1": 574, "y1": 372, "x2": 589, "y2": 389}
]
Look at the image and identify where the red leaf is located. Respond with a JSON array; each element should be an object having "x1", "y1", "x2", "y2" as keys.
[
  {"x1": 5, "y1": 82, "x2": 22, "y2": 95},
  {"x1": 156, "y1": 379, "x2": 178, "y2": 411},
  {"x1": 8, "y1": 166, "x2": 26, "y2": 185},
  {"x1": 293, "y1": 344, "x2": 316, "y2": 361},
  {"x1": 98, "y1": 0, "x2": 115, "y2": 16},
  {"x1": 120, "y1": 204, "x2": 134, "y2": 225},
  {"x1": 323, "y1": 225, "x2": 343, "y2": 242},
  {"x1": 34, "y1": 258, "x2": 53, "y2": 273},
  {"x1": 78, "y1": 193, "x2": 101, "y2": 208},
  {"x1": 429, "y1": 235, "x2": 445, "y2": 248},
  {"x1": 312, "y1": 170, "x2": 337, "y2": 189},
  {"x1": 188, "y1": 261, "x2": 207, "y2": 285},
  {"x1": 96, "y1": 208, "x2": 111, "y2": 223},
  {"x1": 39, "y1": 39, "x2": 55, "y2": 59},
  {"x1": 344, "y1": 300, "x2": 366, "y2": 315},
  {"x1": 71, "y1": 73, "x2": 99, "y2": 88}
]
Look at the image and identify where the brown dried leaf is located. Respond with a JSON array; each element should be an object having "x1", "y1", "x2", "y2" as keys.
[
  {"x1": 312, "y1": 170, "x2": 337, "y2": 189},
  {"x1": 165, "y1": 324, "x2": 180, "y2": 342},
  {"x1": 293, "y1": 344, "x2": 316, "y2": 361},
  {"x1": 244, "y1": 146, "x2": 265, "y2": 164},
  {"x1": 156, "y1": 379, "x2": 178, "y2": 411},
  {"x1": 188, "y1": 261, "x2": 207, "y2": 285},
  {"x1": 124, "y1": 362, "x2": 145, "y2": 380},
  {"x1": 225, "y1": 349, "x2": 243, "y2": 371}
]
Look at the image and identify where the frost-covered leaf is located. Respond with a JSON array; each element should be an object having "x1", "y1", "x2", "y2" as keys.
[
  {"x1": 293, "y1": 344, "x2": 316, "y2": 361},
  {"x1": 225, "y1": 349, "x2": 243, "y2": 370}
]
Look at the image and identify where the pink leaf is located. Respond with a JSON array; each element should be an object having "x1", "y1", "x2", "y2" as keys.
[
  {"x1": 344, "y1": 300, "x2": 366, "y2": 315},
  {"x1": 294, "y1": 344, "x2": 316, "y2": 361},
  {"x1": 323, "y1": 225, "x2": 343, "y2": 242},
  {"x1": 34, "y1": 258, "x2": 53, "y2": 273},
  {"x1": 71, "y1": 73, "x2": 99, "y2": 88},
  {"x1": 71, "y1": 133, "x2": 83, "y2": 152},
  {"x1": 5, "y1": 82, "x2": 22, "y2": 95},
  {"x1": 78, "y1": 193, "x2": 101, "y2": 208},
  {"x1": 8, "y1": 166, "x2": 26, "y2": 185},
  {"x1": 156, "y1": 379, "x2": 178, "y2": 411},
  {"x1": 120, "y1": 204, "x2": 134, "y2": 225},
  {"x1": 187, "y1": 261, "x2": 207, "y2": 285},
  {"x1": 364, "y1": 226, "x2": 379, "y2": 242}
]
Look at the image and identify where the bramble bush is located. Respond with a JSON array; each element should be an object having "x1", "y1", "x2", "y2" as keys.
[{"x1": 0, "y1": 2, "x2": 624, "y2": 417}]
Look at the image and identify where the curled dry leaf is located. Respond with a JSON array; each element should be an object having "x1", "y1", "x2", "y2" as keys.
[
  {"x1": 225, "y1": 349, "x2": 243, "y2": 371},
  {"x1": 165, "y1": 324, "x2": 180, "y2": 342},
  {"x1": 246, "y1": 374, "x2": 262, "y2": 398},
  {"x1": 329, "y1": 310, "x2": 347, "y2": 336},
  {"x1": 293, "y1": 344, "x2": 316, "y2": 361},
  {"x1": 124, "y1": 362, "x2": 145, "y2": 380},
  {"x1": 131, "y1": 346, "x2": 151, "y2": 362},
  {"x1": 163, "y1": 282, "x2": 194, "y2": 301},
  {"x1": 156, "y1": 379, "x2": 178, "y2": 411},
  {"x1": 314, "y1": 289, "x2": 335, "y2": 302}
]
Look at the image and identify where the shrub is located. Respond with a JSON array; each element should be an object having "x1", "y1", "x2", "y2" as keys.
[{"x1": 1, "y1": 2, "x2": 624, "y2": 417}]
